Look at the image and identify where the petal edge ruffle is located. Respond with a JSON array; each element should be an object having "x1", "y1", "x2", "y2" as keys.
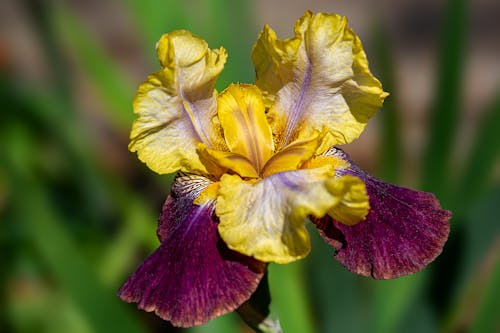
[
  {"x1": 252, "y1": 11, "x2": 388, "y2": 150},
  {"x1": 129, "y1": 31, "x2": 227, "y2": 175}
]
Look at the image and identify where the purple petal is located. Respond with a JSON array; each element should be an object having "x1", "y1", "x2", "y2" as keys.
[
  {"x1": 313, "y1": 148, "x2": 451, "y2": 279},
  {"x1": 156, "y1": 173, "x2": 213, "y2": 242},
  {"x1": 118, "y1": 173, "x2": 265, "y2": 327}
]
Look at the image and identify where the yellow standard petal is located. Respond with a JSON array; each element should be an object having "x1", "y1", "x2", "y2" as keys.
[
  {"x1": 326, "y1": 175, "x2": 370, "y2": 225},
  {"x1": 251, "y1": 25, "x2": 300, "y2": 106},
  {"x1": 252, "y1": 11, "x2": 388, "y2": 150},
  {"x1": 217, "y1": 84, "x2": 274, "y2": 173},
  {"x1": 216, "y1": 167, "x2": 337, "y2": 264},
  {"x1": 129, "y1": 30, "x2": 227, "y2": 175}
]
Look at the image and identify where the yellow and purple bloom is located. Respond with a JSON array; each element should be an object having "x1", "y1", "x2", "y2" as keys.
[{"x1": 118, "y1": 11, "x2": 451, "y2": 327}]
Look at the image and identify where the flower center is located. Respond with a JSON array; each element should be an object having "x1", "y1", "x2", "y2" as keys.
[{"x1": 197, "y1": 84, "x2": 322, "y2": 179}]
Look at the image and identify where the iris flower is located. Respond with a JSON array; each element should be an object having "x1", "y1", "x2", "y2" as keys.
[{"x1": 118, "y1": 11, "x2": 451, "y2": 328}]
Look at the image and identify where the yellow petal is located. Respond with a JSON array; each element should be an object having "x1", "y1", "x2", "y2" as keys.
[
  {"x1": 251, "y1": 25, "x2": 300, "y2": 106},
  {"x1": 252, "y1": 11, "x2": 388, "y2": 149},
  {"x1": 304, "y1": 147, "x2": 369, "y2": 225},
  {"x1": 129, "y1": 30, "x2": 227, "y2": 175},
  {"x1": 326, "y1": 175, "x2": 370, "y2": 226},
  {"x1": 301, "y1": 155, "x2": 349, "y2": 171},
  {"x1": 197, "y1": 144, "x2": 259, "y2": 178},
  {"x1": 156, "y1": 31, "x2": 226, "y2": 107},
  {"x1": 262, "y1": 133, "x2": 321, "y2": 178},
  {"x1": 216, "y1": 167, "x2": 337, "y2": 264},
  {"x1": 217, "y1": 84, "x2": 274, "y2": 172}
]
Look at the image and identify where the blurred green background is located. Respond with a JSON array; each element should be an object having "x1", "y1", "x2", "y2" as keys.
[{"x1": 1, "y1": 0, "x2": 499, "y2": 332}]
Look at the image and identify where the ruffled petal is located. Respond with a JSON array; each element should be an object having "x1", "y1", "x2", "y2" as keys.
[
  {"x1": 312, "y1": 148, "x2": 451, "y2": 279},
  {"x1": 217, "y1": 166, "x2": 342, "y2": 264},
  {"x1": 251, "y1": 25, "x2": 300, "y2": 105},
  {"x1": 119, "y1": 173, "x2": 265, "y2": 327},
  {"x1": 217, "y1": 84, "x2": 274, "y2": 172},
  {"x1": 252, "y1": 11, "x2": 388, "y2": 149},
  {"x1": 129, "y1": 30, "x2": 227, "y2": 175}
]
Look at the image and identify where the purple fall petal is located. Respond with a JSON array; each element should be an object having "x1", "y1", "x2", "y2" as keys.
[
  {"x1": 314, "y1": 148, "x2": 451, "y2": 279},
  {"x1": 156, "y1": 173, "x2": 213, "y2": 242},
  {"x1": 118, "y1": 173, "x2": 265, "y2": 327}
]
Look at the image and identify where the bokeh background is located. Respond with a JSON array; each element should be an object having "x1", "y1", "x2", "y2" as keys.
[{"x1": 1, "y1": 0, "x2": 499, "y2": 332}]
